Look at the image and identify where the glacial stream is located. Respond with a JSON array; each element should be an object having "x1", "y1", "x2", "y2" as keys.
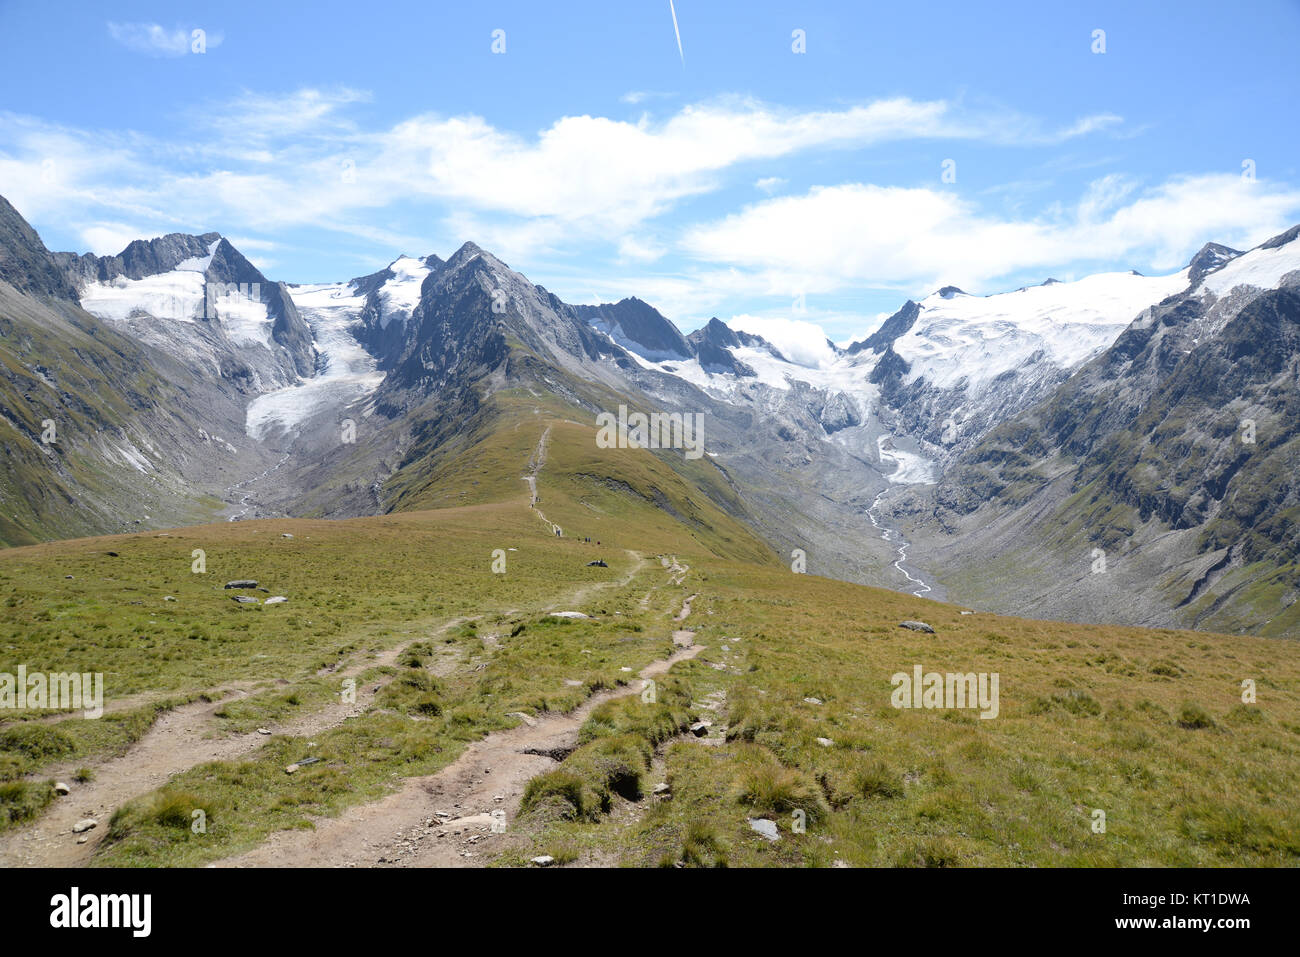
[{"x1": 866, "y1": 490, "x2": 932, "y2": 597}]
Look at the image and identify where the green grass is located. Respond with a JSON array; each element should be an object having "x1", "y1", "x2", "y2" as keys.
[
  {"x1": 504, "y1": 563, "x2": 1300, "y2": 867},
  {"x1": 3, "y1": 406, "x2": 1297, "y2": 868}
]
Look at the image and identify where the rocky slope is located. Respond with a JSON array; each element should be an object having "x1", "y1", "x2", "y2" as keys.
[
  {"x1": 0, "y1": 197, "x2": 276, "y2": 544},
  {"x1": 6, "y1": 190, "x2": 1298, "y2": 635},
  {"x1": 904, "y1": 227, "x2": 1300, "y2": 636},
  {"x1": 54, "y1": 232, "x2": 314, "y2": 394}
]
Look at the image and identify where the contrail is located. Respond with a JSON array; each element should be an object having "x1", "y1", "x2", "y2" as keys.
[{"x1": 668, "y1": 0, "x2": 684, "y2": 65}]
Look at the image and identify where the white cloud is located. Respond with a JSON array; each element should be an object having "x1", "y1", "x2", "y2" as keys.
[
  {"x1": 0, "y1": 91, "x2": 1128, "y2": 263},
  {"x1": 755, "y1": 176, "x2": 786, "y2": 194},
  {"x1": 727, "y1": 314, "x2": 837, "y2": 367},
  {"x1": 683, "y1": 174, "x2": 1300, "y2": 296},
  {"x1": 617, "y1": 235, "x2": 667, "y2": 263},
  {"x1": 79, "y1": 223, "x2": 142, "y2": 256},
  {"x1": 107, "y1": 22, "x2": 223, "y2": 57}
]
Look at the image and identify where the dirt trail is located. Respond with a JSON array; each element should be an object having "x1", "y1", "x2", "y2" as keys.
[
  {"x1": 0, "y1": 614, "x2": 488, "y2": 868},
  {"x1": 1, "y1": 541, "x2": 652, "y2": 868},
  {"x1": 665, "y1": 555, "x2": 689, "y2": 586},
  {"x1": 216, "y1": 647, "x2": 701, "y2": 868},
  {"x1": 2, "y1": 433, "x2": 659, "y2": 868},
  {"x1": 218, "y1": 592, "x2": 702, "y2": 868},
  {"x1": 0, "y1": 693, "x2": 268, "y2": 868},
  {"x1": 523, "y1": 426, "x2": 562, "y2": 535}
]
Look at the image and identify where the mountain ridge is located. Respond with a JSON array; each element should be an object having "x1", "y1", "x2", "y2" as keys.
[{"x1": 5, "y1": 192, "x2": 1299, "y2": 636}]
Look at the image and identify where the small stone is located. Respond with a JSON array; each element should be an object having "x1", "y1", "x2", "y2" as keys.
[
  {"x1": 816, "y1": 737, "x2": 834, "y2": 748},
  {"x1": 257, "y1": 727, "x2": 272, "y2": 735},
  {"x1": 53, "y1": 782, "x2": 70, "y2": 795},
  {"x1": 77, "y1": 835, "x2": 89, "y2": 844},
  {"x1": 748, "y1": 818, "x2": 779, "y2": 842},
  {"x1": 163, "y1": 596, "x2": 176, "y2": 601},
  {"x1": 653, "y1": 782, "x2": 671, "y2": 795},
  {"x1": 689, "y1": 721, "x2": 711, "y2": 737},
  {"x1": 530, "y1": 855, "x2": 556, "y2": 867},
  {"x1": 803, "y1": 697, "x2": 823, "y2": 705},
  {"x1": 264, "y1": 596, "x2": 288, "y2": 604},
  {"x1": 224, "y1": 580, "x2": 258, "y2": 589},
  {"x1": 898, "y1": 620, "x2": 936, "y2": 634},
  {"x1": 231, "y1": 595, "x2": 259, "y2": 604},
  {"x1": 281, "y1": 533, "x2": 294, "y2": 539},
  {"x1": 72, "y1": 818, "x2": 97, "y2": 833}
]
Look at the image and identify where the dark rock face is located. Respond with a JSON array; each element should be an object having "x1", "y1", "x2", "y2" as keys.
[
  {"x1": 574, "y1": 297, "x2": 692, "y2": 361},
  {"x1": 119, "y1": 233, "x2": 221, "y2": 280},
  {"x1": 207, "y1": 238, "x2": 315, "y2": 377},
  {"x1": 846, "y1": 300, "x2": 920, "y2": 355},
  {"x1": 374, "y1": 242, "x2": 615, "y2": 402},
  {"x1": 689, "y1": 319, "x2": 755, "y2": 375},
  {"x1": 684, "y1": 317, "x2": 789, "y2": 375},
  {"x1": 0, "y1": 195, "x2": 78, "y2": 300},
  {"x1": 53, "y1": 232, "x2": 222, "y2": 287},
  {"x1": 1187, "y1": 242, "x2": 1242, "y2": 284}
]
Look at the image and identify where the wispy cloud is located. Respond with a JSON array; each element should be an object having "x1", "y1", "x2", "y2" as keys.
[
  {"x1": 107, "y1": 22, "x2": 223, "y2": 58},
  {"x1": 620, "y1": 90, "x2": 675, "y2": 105}
]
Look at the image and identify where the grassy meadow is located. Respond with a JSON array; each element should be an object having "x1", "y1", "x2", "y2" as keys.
[{"x1": 1, "y1": 411, "x2": 1296, "y2": 866}]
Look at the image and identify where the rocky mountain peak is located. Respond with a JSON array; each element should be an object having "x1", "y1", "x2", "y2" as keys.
[
  {"x1": 443, "y1": 240, "x2": 500, "y2": 274},
  {"x1": 846, "y1": 300, "x2": 920, "y2": 355},
  {"x1": 0, "y1": 194, "x2": 78, "y2": 299},
  {"x1": 1186, "y1": 241, "x2": 1242, "y2": 284},
  {"x1": 576, "y1": 297, "x2": 692, "y2": 361},
  {"x1": 1260, "y1": 223, "x2": 1300, "y2": 250}
]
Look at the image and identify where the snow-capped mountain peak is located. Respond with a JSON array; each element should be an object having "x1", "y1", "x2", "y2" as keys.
[
  {"x1": 898, "y1": 267, "x2": 1193, "y2": 391},
  {"x1": 375, "y1": 255, "x2": 433, "y2": 323},
  {"x1": 1197, "y1": 225, "x2": 1300, "y2": 297}
]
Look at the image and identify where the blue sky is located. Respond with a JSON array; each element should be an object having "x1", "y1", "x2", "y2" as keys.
[{"x1": 2, "y1": 0, "x2": 1299, "y2": 347}]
